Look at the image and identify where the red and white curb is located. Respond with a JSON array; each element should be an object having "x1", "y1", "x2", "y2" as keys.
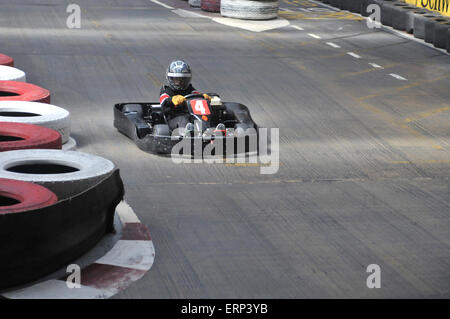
[{"x1": 1, "y1": 201, "x2": 155, "y2": 299}]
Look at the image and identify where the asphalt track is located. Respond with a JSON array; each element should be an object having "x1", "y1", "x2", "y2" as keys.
[{"x1": 1, "y1": 0, "x2": 449, "y2": 298}]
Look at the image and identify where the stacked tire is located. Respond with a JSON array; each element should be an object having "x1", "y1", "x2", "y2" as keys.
[
  {"x1": 0, "y1": 54, "x2": 14, "y2": 67},
  {"x1": 220, "y1": 0, "x2": 279, "y2": 20},
  {"x1": 317, "y1": 0, "x2": 450, "y2": 52},
  {"x1": 202, "y1": 0, "x2": 221, "y2": 12},
  {"x1": 0, "y1": 54, "x2": 125, "y2": 290}
]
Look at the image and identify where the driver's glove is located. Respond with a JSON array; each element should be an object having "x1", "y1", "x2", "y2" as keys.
[
  {"x1": 172, "y1": 95, "x2": 186, "y2": 107},
  {"x1": 203, "y1": 94, "x2": 211, "y2": 101}
]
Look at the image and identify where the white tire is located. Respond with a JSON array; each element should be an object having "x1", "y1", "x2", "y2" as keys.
[
  {"x1": 62, "y1": 137, "x2": 77, "y2": 151},
  {"x1": 0, "y1": 101, "x2": 71, "y2": 144},
  {"x1": 221, "y1": 0, "x2": 279, "y2": 20},
  {"x1": 0, "y1": 65, "x2": 26, "y2": 82},
  {"x1": 0, "y1": 149, "x2": 116, "y2": 200},
  {"x1": 189, "y1": 0, "x2": 201, "y2": 7}
]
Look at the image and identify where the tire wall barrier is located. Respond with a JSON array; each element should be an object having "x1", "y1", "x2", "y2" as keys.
[
  {"x1": 0, "y1": 178, "x2": 58, "y2": 214},
  {"x1": 405, "y1": 0, "x2": 450, "y2": 17},
  {"x1": 0, "y1": 66, "x2": 26, "y2": 82},
  {"x1": 202, "y1": 0, "x2": 221, "y2": 12},
  {"x1": 0, "y1": 54, "x2": 14, "y2": 67},
  {"x1": 0, "y1": 122, "x2": 62, "y2": 152},
  {"x1": 0, "y1": 81, "x2": 50, "y2": 104},
  {"x1": 220, "y1": 0, "x2": 279, "y2": 20},
  {"x1": 0, "y1": 101, "x2": 71, "y2": 144},
  {"x1": 319, "y1": 0, "x2": 450, "y2": 52},
  {"x1": 0, "y1": 149, "x2": 116, "y2": 200},
  {"x1": 0, "y1": 169, "x2": 124, "y2": 290}
]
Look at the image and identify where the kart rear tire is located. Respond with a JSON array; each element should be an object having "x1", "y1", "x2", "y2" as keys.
[
  {"x1": 220, "y1": 0, "x2": 279, "y2": 20},
  {"x1": 0, "y1": 54, "x2": 14, "y2": 67},
  {"x1": 0, "y1": 81, "x2": 50, "y2": 103},
  {"x1": 0, "y1": 101, "x2": 71, "y2": 144},
  {"x1": 0, "y1": 178, "x2": 58, "y2": 214},
  {"x1": 0, "y1": 66, "x2": 26, "y2": 82},
  {"x1": 0, "y1": 149, "x2": 116, "y2": 200},
  {"x1": 0, "y1": 122, "x2": 62, "y2": 152}
]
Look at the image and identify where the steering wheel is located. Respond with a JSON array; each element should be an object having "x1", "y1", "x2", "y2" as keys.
[{"x1": 183, "y1": 93, "x2": 205, "y2": 100}]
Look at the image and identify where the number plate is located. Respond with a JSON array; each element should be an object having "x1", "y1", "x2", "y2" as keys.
[{"x1": 190, "y1": 99, "x2": 211, "y2": 115}]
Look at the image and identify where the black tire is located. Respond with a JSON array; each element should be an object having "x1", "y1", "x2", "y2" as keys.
[
  {"x1": 433, "y1": 20, "x2": 450, "y2": 49},
  {"x1": 425, "y1": 17, "x2": 449, "y2": 44},
  {"x1": 414, "y1": 13, "x2": 439, "y2": 40}
]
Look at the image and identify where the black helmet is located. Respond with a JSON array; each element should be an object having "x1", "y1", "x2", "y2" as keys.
[{"x1": 166, "y1": 60, "x2": 192, "y2": 91}]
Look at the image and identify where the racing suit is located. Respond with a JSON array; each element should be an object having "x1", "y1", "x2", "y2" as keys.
[{"x1": 159, "y1": 84, "x2": 201, "y2": 131}]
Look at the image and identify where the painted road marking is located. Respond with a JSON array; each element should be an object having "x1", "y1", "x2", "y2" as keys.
[
  {"x1": 347, "y1": 52, "x2": 361, "y2": 58},
  {"x1": 149, "y1": 0, "x2": 174, "y2": 9},
  {"x1": 405, "y1": 106, "x2": 450, "y2": 123},
  {"x1": 96, "y1": 240, "x2": 155, "y2": 271},
  {"x1": 326, "y1": 42, "x2": 340, "y2": 48},
  {"x1": 291, "y1": 25, "x2": 305, "y2": 30},
  {"x1": 369, "y1": 63, "x2": 384, "y2": 69},
  {"x1": 213, "y1": 17, "x2": 290, "y2": 33},
  {"x1": 308, "y1": 33, "x2": 321, "y2": 39},
  {"x1": 173, "y1": 9, "x2": 210, "y2": 19},
  {"x1": 390, "y1": 73, "x2": 407, "y2": 81}
]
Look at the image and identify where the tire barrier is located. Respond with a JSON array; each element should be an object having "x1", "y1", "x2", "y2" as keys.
[
  {"x1": 0, "y1": 81, "x2": 50, "y2": 104},
  {"x1": 0, "y1": 54, "x2": 14, "y2": 67},
  {"x1": 346, "y1": 0, "x2": 362, "y2": 13},
  {"x1": 189, "y1": 0, "x2": 202, "y2": 7},
  {"x1": 414, "y1": 12, "x2": 440, "y2": 39},
  {"x1": 329, "y1": 0, "x2": 344, "y2": 9},
  {"x1": 0, "y1": 149, "x2": 116, "y2": 200},
  {"x1": 0, "y1": 101, "x2": 71, "y2": 144},
  {"x1": 0, "y1": 169, "x2": 124, "y2": 290},
  {"x1": 202, "y1": 0, "x2": 221, "y2": 12},
  {"x1": 425, "y1": 16, "x2": 449, "y2": 44},
  {"x1": 392, "y1": 6, "x2": 421, "y2": 32},
  {"x1": 433, "y1": 19, "x2": 450, "y2": 49},
  {"x1": 0, "y1": 178, "x2": 57, "y2": 214},
  {"x1": 0, "y1": 66, "x2": 26, "y2": 82},
  {"x1": 220, "y1": 0, "x2": 279, "y2": 20},
  {"x1": 0, "y1": 122, "x2": 62, "y2": 152}
]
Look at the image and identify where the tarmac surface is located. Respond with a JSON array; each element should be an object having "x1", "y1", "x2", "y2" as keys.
[{"x1": 1, "y1": 0, "x2": 449, "y2": 298}]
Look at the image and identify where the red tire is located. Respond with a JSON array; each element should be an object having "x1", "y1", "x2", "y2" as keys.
[
  {"x1": 0, "y1": 178, "x2": 58, "y2": 214},
  {"x1": 0, "y1": 122, "x2": 62, "y2": 152},
  {"x1": 201, "y1": 0, "x2": 221, "y2": 12},
  {"x1": 0, "y1": 54, "x2": 14, "y2": 67},
  {"x1": 0, "y1": 81, "x2": 50, "y2": 103}
]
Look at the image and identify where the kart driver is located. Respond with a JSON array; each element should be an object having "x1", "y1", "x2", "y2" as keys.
[{"x1": 159, "y1": 60, "x2": 211, "y2": 135}]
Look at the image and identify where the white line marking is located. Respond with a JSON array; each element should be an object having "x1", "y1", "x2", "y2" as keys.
[
  {"x1": 116, "y1": 201, "x2": 141, "y2": 224},
  {"x1": 326, "y1": 42, "x2": 340, "y2": 48},
  {"x1": 96, "y1": 240, "x2": 155, "y2": 271},
  {"x1": 212, "y1": 17, "x2": 290, "y2": 33},
  {"x1": 149, "y1": 0, "x2": 174, "y2": 9},
  {"x1": 291, "y1": 25, "x2": 304, "y2": 31},
  {"x1": 308, "y1": 33, "x2": 321, "y2": 39},
  {"x1": 172, "y1": 9, "x2": 211, "y2": 19},
  {"x1": 369, "y1": 63, "x2": 384, "y2": 69},
  {"x1": 347, "y1": 52, "x2": 361, "y2": 58},
  {"x1": 389, "y1": 73, "x2": 407, "y2": 80}
]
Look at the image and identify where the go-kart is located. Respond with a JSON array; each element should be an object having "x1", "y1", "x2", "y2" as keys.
[{"x1": 113, "y1": 93, "x2": 258, "y2": 155}]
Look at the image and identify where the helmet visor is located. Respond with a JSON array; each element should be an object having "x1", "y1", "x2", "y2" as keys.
[{"x1": 168, "y1": 74, "x2": 191, "y2": 91}]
